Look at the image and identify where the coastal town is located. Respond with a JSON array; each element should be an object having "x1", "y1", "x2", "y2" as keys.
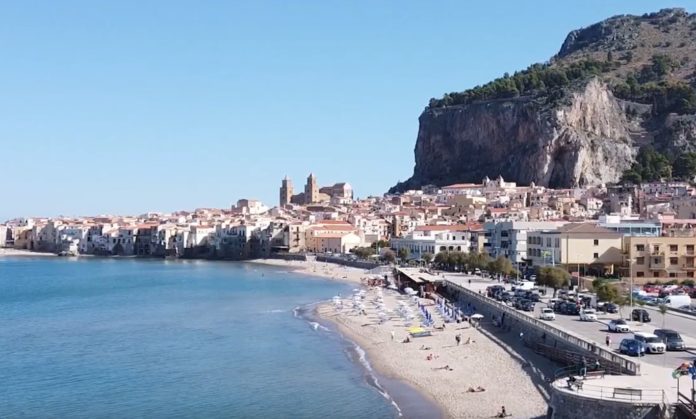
[{"x1": 4, "y1": 173, "x2": 696, "y2": 287}]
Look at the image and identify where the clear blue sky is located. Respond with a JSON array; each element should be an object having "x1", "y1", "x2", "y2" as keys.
[{"x1": 0, "y1": 1, "x2": 684, "y2": 220}]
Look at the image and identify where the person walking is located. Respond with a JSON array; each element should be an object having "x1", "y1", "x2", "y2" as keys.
[
  {"x1": 580, "y1": 357, "x2": 587, "y2": 377},
  {"x1": 455, "y1": 334, "x2": 461, "y2": 346},
  {"x1": 391, "y1": 331, "x2": 395, "y2": 341},
  {"x1": 605, "y1": 334, "x2": 611, "y2": 347}
]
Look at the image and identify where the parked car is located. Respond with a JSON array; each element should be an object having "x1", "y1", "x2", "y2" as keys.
[
  {"x1": 540, "y1": 308, "x2": 556, "y2": 321},
  {"x1": 579, "y1": 309, "x2": 598, "y2": 322},
  {"x1": 653, "y1": 329, "x2": 686, "y2": 351},
  {"x1": 608, "y1": 319, "x2": 630, "y2": 333},
  {"x1": 604, "y1": 303, "x2": 618, "y2": 314},
  {"x1": 631, "y1": 309, "x2": 651, "y2": 323},
  {"x1": 561, "y1": 302, "x2": 580, "y2": 315},
  {"x1": 633, "y1": 332, "x2": 666, "y2": 354},
  {"x1": 619, "y1": 338, "x2": 646, "y2": 357},
  {"x1": 521, "y1": 300, "x2": 535, "y2": 312}
]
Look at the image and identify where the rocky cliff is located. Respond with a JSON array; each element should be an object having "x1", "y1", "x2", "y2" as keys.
[{"x1": 391, "y1": 8, "x2": 696, "y2": 192}]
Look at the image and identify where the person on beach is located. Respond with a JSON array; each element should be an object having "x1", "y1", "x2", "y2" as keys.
[
  {"x1": 455, "y1": 334, "x2": 461, "y2": 345},
  {"x1": 497, "y1": 406, "x2": 507, "y2": 417},
  {"x1": 391, "y1": 331, "x2": 395, "y2": 341},
  {"x1": 605, "y1": 335, "x2": 611, "y2": 347}
]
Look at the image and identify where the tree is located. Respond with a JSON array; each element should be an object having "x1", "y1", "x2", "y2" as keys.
[
  {"x1": 397, "y1": 247, "x2": 410, "y2": 261},
  {"x1": 351, "y1": 247, "x2": 375, "y2": 259},
  {"x1": 434, "y1": 251, "x2": 448, "y2": 266},
  {"x1": 371, "y1": 240, "x2": 390, "y2": 250},
  {"x1": 673, "y1": 152, "x2": 696, "y2": 180},
  {"x1": 422, "y1": 252, "x2": 433, "y2": 265},
  {"x1": 468, "y1": 251, "x2": 491, "y2": 270},
  {"x1": 488, "y1": 256, "x2": 515, "y2": 277},
  {"x1": 382, "y1": 249, "x2": 396, "y2": 264},
  {"x1": 593, "y1": 279, "x2": 619, "y2": 303},
  {"x1": 537, "y1": 266, "x2": 571, "y2": 297},
  {"x1": 658, "y1": 304, "x2": 668, "y2": 328}
]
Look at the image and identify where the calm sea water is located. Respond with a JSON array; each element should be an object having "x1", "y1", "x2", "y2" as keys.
[{"x1": 0, "y1": 257, "x2": 399, "y2": 418}]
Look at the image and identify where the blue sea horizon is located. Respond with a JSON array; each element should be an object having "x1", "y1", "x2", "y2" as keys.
[{"x1": 0, "y1": 257, "x2": 402, "y2": 418}]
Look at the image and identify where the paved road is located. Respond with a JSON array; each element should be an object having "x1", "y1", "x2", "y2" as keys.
[{"x1": 443, "y1": 273, "x2": 696, "y2": 369}]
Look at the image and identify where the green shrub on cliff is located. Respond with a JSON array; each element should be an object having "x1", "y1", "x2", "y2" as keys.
[
  {"x1": 621, "y1": 147, "x2": 672, "y2": 183},
  {"x1": 428, "y1": 60, "x2": 614, "y2": 109}
]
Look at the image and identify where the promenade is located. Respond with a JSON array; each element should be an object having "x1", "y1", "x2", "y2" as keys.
[{"x1": 441, "y1": 273, "x2": 695, "y2": 409}]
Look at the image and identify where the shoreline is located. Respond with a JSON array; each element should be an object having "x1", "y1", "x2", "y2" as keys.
[
  {"x1": 246, "y1": 258, "x2": 368, "y2": 284},
  {"x1": 315, "y1": 288, "x2": 550, "y2": 419},
  {"x1": 0, "y1": 248, "x2": 56, "y2": 257},
  {"x1": 299, "y1": 303, "x2": 444, "y2": 419}
]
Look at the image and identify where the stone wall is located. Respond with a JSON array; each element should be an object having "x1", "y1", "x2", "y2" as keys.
[{"x1": 549, "y1": 386, "x2": 668, "y2": 419}]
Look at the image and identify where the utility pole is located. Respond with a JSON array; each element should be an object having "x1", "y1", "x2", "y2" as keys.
[{"x1": 629, "y1": 256, "x2": 634, "y2": 308}]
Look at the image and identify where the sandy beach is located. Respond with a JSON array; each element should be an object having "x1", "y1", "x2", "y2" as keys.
[
  {"x1": 317, "y1": 286, "x2": 551, "y2": 419},
  {"x1": 0, "y1": 248, "x2": 55, "y2": 257},
  {"x1": 247, "y1": 258, "x2": 369, "y2": 284}
]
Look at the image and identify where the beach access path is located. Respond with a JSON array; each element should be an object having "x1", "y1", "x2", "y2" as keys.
[{"x1": 317, "y1": 287, "x2": 553, "y2": 419}]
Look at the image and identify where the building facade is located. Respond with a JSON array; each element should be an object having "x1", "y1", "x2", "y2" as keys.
[{"x1": 624, "y1": 236, "x2": 696, "y2": 283}]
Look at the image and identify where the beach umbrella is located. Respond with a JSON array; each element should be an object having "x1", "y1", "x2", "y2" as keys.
[{"x1": 470, "y1": 314, "x2": 484, "y2": 319}]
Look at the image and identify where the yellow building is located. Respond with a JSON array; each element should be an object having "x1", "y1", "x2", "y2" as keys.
[
  {"x1": 528, "y1": 223, "x2": 623, "y2": 273},
  {"x1": 623, "y1": 236, "x2": 696, "y2": 283}
]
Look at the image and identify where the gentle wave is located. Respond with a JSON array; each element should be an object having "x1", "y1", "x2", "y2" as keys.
[{"x1": 296, "y1": 303, "x2": 403, "y2": 418}]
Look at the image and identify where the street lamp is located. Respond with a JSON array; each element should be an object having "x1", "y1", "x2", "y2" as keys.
[{"x1": 629, "y1": 256, "x2": 634, "y2": 308}]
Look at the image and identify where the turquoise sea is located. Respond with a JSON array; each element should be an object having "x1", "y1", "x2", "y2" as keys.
[{"x1": 0, "y1": 257, "x2": 412, "y2": 418}]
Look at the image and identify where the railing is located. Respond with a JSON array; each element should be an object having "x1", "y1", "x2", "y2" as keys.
[
  {"x1": 552, "y1": 380, "x2": 666, "y2": 403},
  {"x1": 677, "y1": 392, "x2": 696, "y2": 418},
  {"x1": 445, "y1": 279, "x2": 641, "y2": 375}
]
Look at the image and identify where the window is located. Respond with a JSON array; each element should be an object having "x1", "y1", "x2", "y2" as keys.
[
  {"x1": 636, "y1": 271, "x2": 645, "y2": 278},
  {"x1": 654, "y1": 245, "x2": 660, "y2": 252},
  {"x1": 653, "y1": 271, "x2": 660, "y2": 278},
  {"x1": 688, "y1": 272, "x2": 694, "y2": 278},
  {"x1": 593, "y1": 239, "x2": 599, "y2": 246},
  {"x1": 636, "y1": 257, "x2": 645, "y2": 265},
  {"x1": 688, "y1": 245, "x2": 694, "y2": 252},
  {"x1": 669, "y1": 272, "x2": 677, "y2": 278},
  {"x1": 670, "y1": 245, "x2": 678, "y2": 252},
  {"x1": 654, "y1": 258, "x2": 660, "y2": 265},
  {"x1": 593, "y1": 253, "x2": 599, "y2": 259},
  {"x1": 670, "y1": 257, "x2": 678, "y2": 265},
  {"x1": 636, "y1": 244, "x2": 645, "y2": 251}
]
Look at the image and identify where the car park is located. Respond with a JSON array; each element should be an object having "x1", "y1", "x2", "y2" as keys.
[
  {"x1": 608, "y1": 319, "x2": 630, "y2": 333},
  {"x1": 653, "y1": 329, "x2": 686, "y2": 351},
  {"x1": 631, "y1": 309, "x2": 651, "y2": 322},
  {"x1": 619, "y1": 338, "x2": 646, "y2": 357},
  {"x1": 579, "y1": 309, "x2": 598, "y2": 321},
  {"x1": 633, "y1": 332, "x2": 666, "y2": 354},
  {"x1": 540, "y1": 308, "x2": 555, "y2": 320}
]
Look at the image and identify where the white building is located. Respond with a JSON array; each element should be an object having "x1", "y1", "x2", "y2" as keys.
[
  {"x1": 390, "y1": 225, "x2": 474, "y2": 260},
  {"x1": 483, "y1": 221, "x2": 568, "y2": 264}
]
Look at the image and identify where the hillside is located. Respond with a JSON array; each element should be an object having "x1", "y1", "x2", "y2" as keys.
[{"x1": 391, "y1": 8, "x2": 696, "y2": 193}]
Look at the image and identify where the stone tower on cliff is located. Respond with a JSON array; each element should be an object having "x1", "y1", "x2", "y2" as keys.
[
  {"x1": 304, "y1": 173, "x2": 318, "y2": 204},
  {"x1": 279, "y1": 176, "x2": 293, "y2": 207}
]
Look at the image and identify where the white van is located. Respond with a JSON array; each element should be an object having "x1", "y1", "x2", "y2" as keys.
[
  {"x1": 516, "y1": 281, "x2": 535, "y2": 291},
  {"x1": 663, "y1": 295, "x2": 692, "y2": 309}
]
